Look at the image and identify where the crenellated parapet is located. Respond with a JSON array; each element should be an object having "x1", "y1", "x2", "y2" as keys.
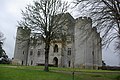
[
  {"x1": 18, "y1": 26, "x2": 31, "y2": 33},
  {"x1": 75, "y1": 16, "x2": 92, "y2": 32},
  {"x1": 76, "y1": 17, "x2": 92, "y2": 23},
  {"x1": 17, "y1": 27, "x2": 31, "y2": 39}
]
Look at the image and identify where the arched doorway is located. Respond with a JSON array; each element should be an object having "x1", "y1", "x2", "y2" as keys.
[{"x1": 53, "y1": 57, "x2": 58, "y2": 67}]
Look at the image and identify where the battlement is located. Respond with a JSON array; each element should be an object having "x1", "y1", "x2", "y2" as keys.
[
  {"x1": 16, "y1": 26, "x2": 31, "y2": 39},
  {"x1": 76, "y1": 17, "x2": 92, "y2": 23},
  {"x1": 18, "y1": 26, "x2": 30, "y2": 30},
  {"x1": 17, "y1": 26, "x2": 31, "y2": 33}
]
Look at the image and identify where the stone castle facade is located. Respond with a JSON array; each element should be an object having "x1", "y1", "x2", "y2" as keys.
[{"x1": 14, "y1": 13, "x2": 102, "y2": 69}]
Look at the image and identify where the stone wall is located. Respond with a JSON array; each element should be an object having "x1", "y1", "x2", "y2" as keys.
[
  {"x1": 14, "y1": 27, "x2": 30, "y2": 65},
  {"x1": 13, "y1": 13, "x2": 102, "y2": 69}
]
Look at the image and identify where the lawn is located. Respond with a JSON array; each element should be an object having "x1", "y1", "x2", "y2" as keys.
[{"x1": 0, "y1": 64, "x2": 120, "y2": 80}]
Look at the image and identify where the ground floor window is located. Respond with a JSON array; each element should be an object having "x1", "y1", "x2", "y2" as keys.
[
  {"x1": 31, "y1": 60, "x2": 33, "y2": 65},
  {"x1": 68, "y1": 61, "x2": 71, "y2": 67}
]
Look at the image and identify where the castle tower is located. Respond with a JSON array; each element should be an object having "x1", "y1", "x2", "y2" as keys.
[
  {"x1": 74, "y1": 17, "x2": 101, "y2": 69},
  {"x1": 14, "y1": 27, "x2": 31, "y2": 65}
]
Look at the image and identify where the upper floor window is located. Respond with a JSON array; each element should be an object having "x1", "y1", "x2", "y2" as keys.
[
  {"x1": 67, "y1": 36, "x2": 72, "y2": 42},
  {"x1": 68, "y1": 48, "x2": 71, "y2": 55},
  {"x1": 30, "y1": 50, "x2": 33, "y2": 55},
  {"x1": 37, "y1": 49, "x2": 41, "y2": 56},
  {"x1": 54, "y1": 44, "x2": 58, "y2": 53}
]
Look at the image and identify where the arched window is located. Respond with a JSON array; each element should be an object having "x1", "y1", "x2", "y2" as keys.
[{"x1": 54, "y1": 44, "x2": 58, "y2": 52}]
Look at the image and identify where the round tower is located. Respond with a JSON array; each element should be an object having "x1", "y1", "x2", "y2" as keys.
[
  {"x1": 13, "y1": 27, "x2": 31, "y2": 65},
  {"x1": 74, "y1": 17, "x2": 93, "y2": 68}
]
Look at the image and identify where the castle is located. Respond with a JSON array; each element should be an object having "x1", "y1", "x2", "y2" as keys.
[{"x1": 14, "y1": 13, "x2": 102, "y2": 69}]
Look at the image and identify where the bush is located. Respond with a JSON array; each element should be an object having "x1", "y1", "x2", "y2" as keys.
[{"x1": 0, "y1": 57, "x2": 11, "y2": 64}]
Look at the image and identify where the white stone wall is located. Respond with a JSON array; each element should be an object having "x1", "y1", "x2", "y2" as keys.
[
  {"x1": 74, "y1": 17, "x2": 102, "y2": 69},
  {"x1": 14, "y1": 14, "x2": 102, "y2": 69},
  {"x1": 27, "y1": 42, "x2": 45, "y2": 66},
  {"x1": 74, "y1": 17, "x2": 92, "y2": 68}
]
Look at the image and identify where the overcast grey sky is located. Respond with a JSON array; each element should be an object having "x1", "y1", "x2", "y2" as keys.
[{"x1": 0, "y1": 0, "x2": 119, "y2": 66}]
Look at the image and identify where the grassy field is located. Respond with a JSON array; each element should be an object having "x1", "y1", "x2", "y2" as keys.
[{"x1": 0, "y1": 64, "x2": 120, "y2": 80}]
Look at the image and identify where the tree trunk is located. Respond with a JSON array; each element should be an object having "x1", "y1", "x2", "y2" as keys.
[{"x1": 44, "y1": 42, "x2": 50, "y2": 72}]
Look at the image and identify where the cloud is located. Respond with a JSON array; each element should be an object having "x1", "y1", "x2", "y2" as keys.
[
  {"x1": 6, "y1": 0, "x2": 33, "y2": 15},
  {"x1": 103, "y1": 48, "x2": 119, "y2": 66},
  {"x1": 0, "y1": 0, "x2": 34, "y2": 58}
]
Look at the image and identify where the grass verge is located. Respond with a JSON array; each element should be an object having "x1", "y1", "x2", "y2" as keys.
[{"x1": 0, "y1": 64, "x2": 120, "y2": 80}]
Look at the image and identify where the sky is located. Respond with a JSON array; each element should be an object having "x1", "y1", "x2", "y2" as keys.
[{"x1": 0, "y1": 0, "x2": 119, "y2": 66}]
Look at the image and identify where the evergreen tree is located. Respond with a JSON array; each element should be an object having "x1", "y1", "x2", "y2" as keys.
[{"x1": 0, "y1": 32, "x2": 5, "y2": 58}]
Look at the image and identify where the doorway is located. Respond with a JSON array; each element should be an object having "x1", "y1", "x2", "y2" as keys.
[{"x1": 53, "y1": 57, "x2": 58, "y2": 67}]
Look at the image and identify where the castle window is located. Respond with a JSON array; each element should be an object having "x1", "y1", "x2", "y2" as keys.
[
  {"x1": 31, "y1": 60, "x2": 33, "y2": 65},
  {"x1": 67, "y1": 36, "x2": 72, "y2": 42},
  {"x1": 22, "y1": 61, "x2": 24, "y2": 65},
  {"x1": 54, "y1": 44, "x2": 58, "y2": 53},
  {"x1": 92, "y1": 51, "x2": 94, "y2": 56},
  {"x1": 23, "y1": 51, "x2": 24, "y2": 55},
  {"x1": 30, "y1": 50, "x2": 33, "y2": 55},
  {"x1": 37, "y1": 49, "x2": 41, "y2": 57},
  {"x1": 68, "y1": 48, "x2": 71, "y2": 55},
  {"x1": 68, "y1": 61, "x2": 71, "y2": 67}
]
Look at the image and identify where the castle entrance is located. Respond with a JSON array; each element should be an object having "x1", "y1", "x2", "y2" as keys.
[{"x1": 53, "y1": 57, "x2": 58, "y2": 67}]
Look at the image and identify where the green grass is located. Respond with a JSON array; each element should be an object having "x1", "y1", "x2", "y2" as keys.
[
  {"x1": 0, "y1": 64, "x2": 120, "y2": 80},
  {"x1": 0, "y1": 66, "x2": 71, "y2": 80}
]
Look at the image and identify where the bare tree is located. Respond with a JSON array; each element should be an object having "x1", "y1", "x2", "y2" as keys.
[
  {"x1": 74, "y1": 0, "x2": 120, "y2": 52},
  {"x1": 18, "y1": 0, "x2": 69, "y2": 71}
]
